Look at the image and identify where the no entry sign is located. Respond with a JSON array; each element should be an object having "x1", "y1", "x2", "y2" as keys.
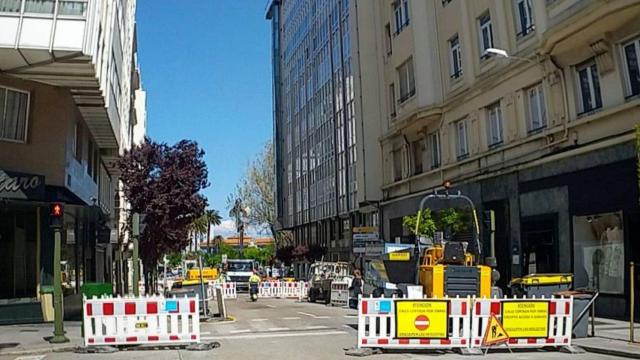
[{"x1": 395, "y1": 300, "x2": 448, "y2": 339}]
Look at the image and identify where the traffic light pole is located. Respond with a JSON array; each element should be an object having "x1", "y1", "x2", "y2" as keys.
[
  {"x1": 50, "y1": 228, "x2": 69, "y2": 343},
  {"x1": 132, "y1": 213, "x2": 140, "y2": 297}
]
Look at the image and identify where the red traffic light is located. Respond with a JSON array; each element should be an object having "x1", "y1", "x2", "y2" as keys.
[{"x1": 50, "y1": 203, "x2": 64, "y2": 217}]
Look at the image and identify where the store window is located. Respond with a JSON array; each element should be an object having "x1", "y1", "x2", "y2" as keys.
[
  {"x1": 0, "y1": 205, "x2": 38, "y2": 300},
  {"x1": 572, "y1": 211, "x2": 624, "y2": 294}
]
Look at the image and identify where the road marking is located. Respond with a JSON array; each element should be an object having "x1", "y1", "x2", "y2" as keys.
[
  {"x1": 15, "y1": 356, "x2": 46, "y2": 360},
  {"x1": 282, "y1": 316, "x2": 301, "y2": 320},
  {"x1": 304, "y1": 325, "x2": 329, "y2": 330},
  {"x1": 265, "y1": 304, "x2": 276, "y2": 308},
  {"x1": 297, "y1": 311, "x2": 330, "y2": 319},
  {"x1": 230, "y1": 329, "x2": 251, "y2": 333},
  {"x1": 201, "y1": 330, "x2": 347, "y2": 340},
  {"x1": 251, "y1": 318, "x2": 269, "y2": 322},
  {"x1": 268, "y1": 327, "x2": 290, "y2": 331},
  {"x1": 201, "y1": 331, "x2": 211, "y2": 335}
]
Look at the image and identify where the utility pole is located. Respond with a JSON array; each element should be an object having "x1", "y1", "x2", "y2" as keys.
[
  {"x1": 132, "y1": 213, "x2": 140, "y2": 296},
  {"x1": 49, "y1": 203, "x2": 69, "y2": 344}
]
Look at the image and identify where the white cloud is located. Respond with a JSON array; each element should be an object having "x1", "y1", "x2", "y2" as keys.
[{"x1": 211, "y1": 219, "x2": 266, "y2": 238}]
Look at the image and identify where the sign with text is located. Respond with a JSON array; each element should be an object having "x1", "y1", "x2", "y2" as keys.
[
  {"x1": 395, "y1": 300, "x2": 448, "y2": 339},
  {"x1": 352, "y1": 226, "x2": 379, "y2": 241},
  {"x1": 0, "y1": 169, "x2": 45, "y2": 201},
  {"x1": 501, "y1": 301, "x2": 549, "y2": 338}
]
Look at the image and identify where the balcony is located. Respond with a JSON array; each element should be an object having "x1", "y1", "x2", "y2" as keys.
[{"x1": 0, "y1": 0, "x2": 120, "y2": 149}]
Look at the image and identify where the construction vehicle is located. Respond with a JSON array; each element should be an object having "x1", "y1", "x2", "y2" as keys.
[
  {"x1": 382, "y1": 188, "x2": 500, "y2": 298},
  {"x1": 307, "y1": 261, "x2": 351, "y2": 304}
]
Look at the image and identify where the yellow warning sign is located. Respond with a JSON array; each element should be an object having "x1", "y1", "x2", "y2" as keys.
[
  {"x1": 502, "y1": 301, "x2": 549, "y2": 338},
  {"x1": 389, "y1": 252, "x2": 410, "y2": 261},
  {"x1": 395, "y1": 300, "x2": 448, "y2": 339},
  {"x1": 482, "y1": 315, "x2": 509, "y2": 346}
]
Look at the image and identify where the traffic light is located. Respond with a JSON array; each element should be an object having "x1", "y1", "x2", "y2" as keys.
[
  {"x1": 50, "y1": 203, "x2": 64, "y2": 228},
  {"x1": 482, "y1": 210, "x2": 495, "y2": 233}
]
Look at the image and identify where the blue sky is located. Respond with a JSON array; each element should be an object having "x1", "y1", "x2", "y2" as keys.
[{"x1": 137, "y1": 1, "x2": 273, "y2": 235}]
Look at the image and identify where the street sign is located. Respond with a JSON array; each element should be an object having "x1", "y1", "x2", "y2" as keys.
[
  {"x1": 352, "y1": 226, "x2": 379, "y2": 241},
  {"x1": 501, "y1": 301, "x2": 549, "y2": 338},
  {"x1": 395, "y1": 300, "x2": 448, "y2": 339},
  {"x1": 364, "y1": 244, "x2": 384, "y2": 256},
  {"x1": 483, "y1": 315, "x2": 509, "y2": 346},
  {"x1": 389, "y1": 252, "x2": 410, "y2": 261}
]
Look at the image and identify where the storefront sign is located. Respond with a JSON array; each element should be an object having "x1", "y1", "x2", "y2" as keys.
[
  {"x1": 395, "y1": 300, "x2": 448, "y2": 339},
  {"x1": 501, "y1": 301, "x2": 549, "y2": 338},
  {"x1": 0, "y1": 170, "x2": 45, "y2": 201}
]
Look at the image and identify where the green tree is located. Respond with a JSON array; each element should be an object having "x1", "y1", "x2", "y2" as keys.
[
  {"x1": 436, "y1": 208, "x2": 470, "y2": 235},
  {"x1": 242, "y1": 244, "x2": 275, "y2": 264},
  {"x1": 203, "y1": 209, "x2": 222, "y2": 253},
  {"x1": 403, "y1": 209, "x2": 437, "y2": 237},
  {"x1": 166, "y1": 252, "x2": 183, "y2": 268}
]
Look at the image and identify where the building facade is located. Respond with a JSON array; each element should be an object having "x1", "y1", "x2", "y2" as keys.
[
  {"x1": 372, "y1": 0, "x2": 639, "y2": 319},
  {"x1": 0, "y1": 0, "x2": 144, "y2": 323},
  {"x1": 267, "y1": 0, "x2": 384, "y2": 262}
]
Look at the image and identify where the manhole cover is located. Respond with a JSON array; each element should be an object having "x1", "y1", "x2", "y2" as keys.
[{"x1": 0, "y1": 342, "x2": 19, "y2": 349}]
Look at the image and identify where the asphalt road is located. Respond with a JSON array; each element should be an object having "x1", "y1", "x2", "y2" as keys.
[{"x1": 0, "y1": 295, "x2": 629, "y2": 360}]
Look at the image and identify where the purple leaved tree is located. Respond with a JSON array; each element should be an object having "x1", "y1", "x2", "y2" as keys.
[{"x1": 118, "y1": 137, "x2": 208, "y2": 292}]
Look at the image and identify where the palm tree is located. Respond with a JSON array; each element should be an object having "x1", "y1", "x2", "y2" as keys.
[
  {"x1": 189, "y1": 216, "x2": 208, "y2": 252},
  {"x1": 204, "y1": 209, "x2": 222, "y2": 254}
]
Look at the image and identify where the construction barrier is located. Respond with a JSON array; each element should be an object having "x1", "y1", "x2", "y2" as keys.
[
  {"x1": 281, "y1": 281, "x2": 306, "y2": 298},
  {"x1": 83, "y1": 295, "x2": 200, "y2": 347},
  {"x1": 330, "y1": 281, "x2": 350, "y2": 307},
  {"x1": 206, "y1": 282, "x2": 237, "y2": 300},
  {"x1": 470, "y1": 296, "x2": 573, "y2": 348},
  {"x1": 358, "y1": 296, "x2": 470, "y2": 349},
  {"x1": 259, "y1": 281, "x2": 283, "y2": 298},
  {"x1": 356, "y1": 295, "x2": 573, "y2": 352}
]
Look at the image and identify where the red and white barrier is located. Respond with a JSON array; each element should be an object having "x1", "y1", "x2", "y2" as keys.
[
  {"x1": 281, "y1": 281, "x2": 306, "y2": 298},
  {"x1": 470, "y1": 296, "x2": 573, "y2": 348},
  {"x1": 207, "y1": 282, "x2": 237, "y2": 300},
  {"x1": 358, "y1": 296, "x2": 471, "y2": 349},
  {"x1": 83, "y1": 295, "x2": 200, "y2": 347},
  {"x1": 259, "y1": 281, "x2": 282, "y2": 298},
  {"x1": 330, "y1": 281, "x2": 349, "y2": 307}
]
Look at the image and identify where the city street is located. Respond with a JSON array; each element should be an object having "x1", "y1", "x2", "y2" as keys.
[{"x1": 0, "y1": 295, "x2": 631, "y2": 360}]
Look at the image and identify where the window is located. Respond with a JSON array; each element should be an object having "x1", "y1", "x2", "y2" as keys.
[
  {"x1": 393, "y1": 149, "x2": 403, "y2": 181},
  {"x1": 87, "y1": 139, "x2": 94, "y2": 177},
  {"x1": 455, "y1": 119, "x2": 469, "y2": 159},
  {"x1": 449, "y1": 34, "x2": 463, "y2": 79},
  {"x1": 478, "y1": 13, "x2": 494, "y2": 59},
  {"x1": 576, "y1": 60, "x2": 602, "y2": 114},
  {"x1": 0, "y1": 0, "x2": 21, "y2": 12},
  {"x1": 398, "y1": 58, "x2": 416, "y2": 103},
  {"x1": 58, "y1": 1, "x2": 88, "y2": 16},
  {"x1": 515, "y1": 0, "x2": 535, "y2": 37},
  {"x1": 412, "y1": 139, "x2": 424, "y2": 175},
  {"x1": 393, "y1": 0, "x2": 410, "y2": 35},
  {"x1": 622, "y1": 38, "x2": 640, "y2": 98},
  {"x1": 527, "y1": 83, "x2": 547, "y2": 132},
  {"x1": 385, "y1": 23, "x2": 393, "y2": 55},
  {"x1": 389, "y1": 84, "x2": 397, "y2": 118},
  {"x1": 73, "y1": 121, "x2": 83, "y2": 161},
  {"x1": 430, "y1": 132, "x2": 441, "y2": 169},
  {"x1": 24, "y1": 0, "x2": 55, "y2": 14},
  {"x1": 0, "y1": 86, "x2": 29, "y2": 143},
  {"x1": 486, "y1": 102, "x2": 504, "y2": 146}
]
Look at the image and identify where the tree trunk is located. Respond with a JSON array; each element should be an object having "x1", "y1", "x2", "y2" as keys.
[{"x1": 207, "y1": 221, "x2": 211, "y2": 254}]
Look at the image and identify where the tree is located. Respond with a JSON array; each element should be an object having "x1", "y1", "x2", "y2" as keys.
[
  {"x1": 204, "y1": 209, "x2": 222, "y2": 253},
  {"x1": 403, "y1": 209, "x2": 437, "y2": 238},
  {"x1": 276, "y1": 245, "x2": 294, "y2": 265},
  {"x1": 118, "y1": 137, "x2": 208, "y2": 293},
  {"x1": 188, "y1": 215, "x2": 208, "y2": 252},
  {"x1": 234, "y1": 141, "x2": 277, "y2": 241}
]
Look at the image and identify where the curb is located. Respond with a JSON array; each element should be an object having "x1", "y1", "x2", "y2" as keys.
[
  {"x1": 0, "y1": 345, "x2": 77, "y2": 356},
  {"x1": 579, "y1": 345, "x2": 640, "y2": 359}
]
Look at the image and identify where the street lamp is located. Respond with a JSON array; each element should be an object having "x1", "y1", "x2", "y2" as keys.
[{"x1": 484, "y1": 47, "x2": 541, "y2": 67}]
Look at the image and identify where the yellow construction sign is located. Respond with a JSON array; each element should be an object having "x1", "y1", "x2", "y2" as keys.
[
  {"x1": 395, "y1": 300, "x2": 448, "y2": 339},
  {"x1": 389, "y1": 252, "x2": 410, "y2": 261},
  {"x1": 482, "y1": 315, "x2": 509, "y2": 346},
  {"x1": 502, "y1": 301, "x2": 549, "y2": 338}
]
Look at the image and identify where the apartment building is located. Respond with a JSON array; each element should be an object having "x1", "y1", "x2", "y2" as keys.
[
  {"x1": 266, "y1": 0, "x2": 384, "y2": 263},
  {"x1": 373, "y1": 0, "x2": 639, "y2": 319},
  {"x1": 0, "y1": 0, "x2": 144, "y2": 323}
]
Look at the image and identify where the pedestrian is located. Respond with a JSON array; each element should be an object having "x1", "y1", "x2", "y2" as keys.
[{"x1": 349, "y1": 269, "x2": 363, "y2": 309}]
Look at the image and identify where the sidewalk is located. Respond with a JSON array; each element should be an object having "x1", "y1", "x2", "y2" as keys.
[
  {"x1": 0, "y1": 321, "x2": 82, "y2": 356},
  {"x1": 574, "y1": 317, "x2": 640, "y2": 358}
]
